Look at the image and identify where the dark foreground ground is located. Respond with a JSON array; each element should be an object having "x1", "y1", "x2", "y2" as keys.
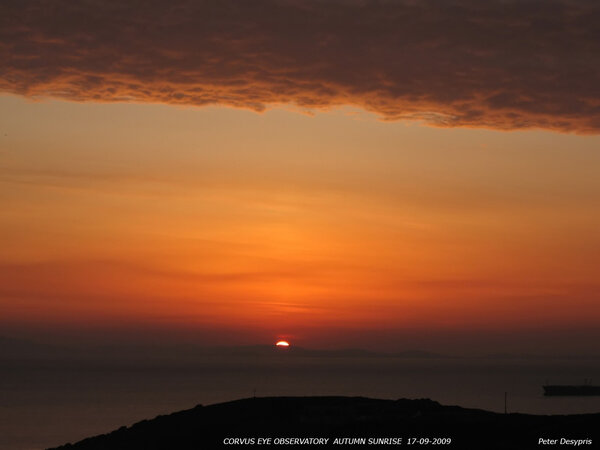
[{"x1": 49, "y1": 396, "x2": 599, "y2": 450}]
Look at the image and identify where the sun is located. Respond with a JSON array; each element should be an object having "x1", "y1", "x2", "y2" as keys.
[{"x1": 275, "y1": 340, "x2": 290, "y2": 348}]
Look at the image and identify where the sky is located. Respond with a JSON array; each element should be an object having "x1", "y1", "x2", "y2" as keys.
[{"x1": 1, "y1": 0, "x2": 600, "y2": 354}]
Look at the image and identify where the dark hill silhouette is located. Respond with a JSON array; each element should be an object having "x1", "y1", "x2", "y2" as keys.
[{"x1": 48, "y1": 396, "x2": 599, "y2": 450}]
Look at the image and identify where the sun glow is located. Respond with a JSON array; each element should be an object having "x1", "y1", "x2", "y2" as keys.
[{"x1": 275, "y1": 340, "x2": 290, "y2": 347}]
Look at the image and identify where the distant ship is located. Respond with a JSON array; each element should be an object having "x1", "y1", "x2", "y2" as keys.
[{"x1": 543, "y1": 385, "x2": 600, "y2": 396}]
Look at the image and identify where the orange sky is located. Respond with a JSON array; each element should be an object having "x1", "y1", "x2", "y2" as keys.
[{"x1": 1, "y1": 95, "x2": 600, "y2": 353}]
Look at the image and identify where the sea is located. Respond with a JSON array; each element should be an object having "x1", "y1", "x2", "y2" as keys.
[{"x1": 1, "y1": 355, "x2": 599, "y2": 450}]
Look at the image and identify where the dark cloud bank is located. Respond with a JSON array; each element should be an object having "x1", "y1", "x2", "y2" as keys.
[{"x1": 2, "y1": 0, "x2": 600, "y2": 132}]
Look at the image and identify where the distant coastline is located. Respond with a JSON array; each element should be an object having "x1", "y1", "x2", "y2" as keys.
[{"x1": 3, "y1": 336, "x2": 600, "y2": 361}]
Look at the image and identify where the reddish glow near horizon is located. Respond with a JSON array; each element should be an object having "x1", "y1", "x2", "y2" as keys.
[
  {"x1": 276, "y1": 340, "x2": 290, "y2": 347},
  {"x1": 1, "y1": 94, "x2": 600, "y2": 355}
]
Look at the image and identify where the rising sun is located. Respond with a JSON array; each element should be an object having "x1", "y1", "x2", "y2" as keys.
[{"x1": 275, "y1": 340, "x2": 290, "y2": 347}]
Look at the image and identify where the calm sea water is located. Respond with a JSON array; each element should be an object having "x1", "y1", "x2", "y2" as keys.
[{"x1": 1, "y1": 356, "x2": 599, "y2": 450}]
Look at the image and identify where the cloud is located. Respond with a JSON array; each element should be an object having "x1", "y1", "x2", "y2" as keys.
[{"x1": 1, "y1": 0, "x2": 600, "y2": 132}]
